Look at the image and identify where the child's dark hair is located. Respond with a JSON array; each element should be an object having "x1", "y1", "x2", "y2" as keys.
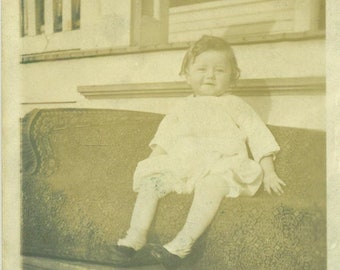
[{"x1": 180, "y1": 35, "x2": 240, "y2": 85}]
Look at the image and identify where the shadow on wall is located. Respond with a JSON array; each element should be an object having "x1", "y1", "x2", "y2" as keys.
[
  {"x1": 223, "y1": 20, "x2": 276, "y2": 123},
  {"x1": 243, "y1": 94, "x2": 272, "y2": 124}
]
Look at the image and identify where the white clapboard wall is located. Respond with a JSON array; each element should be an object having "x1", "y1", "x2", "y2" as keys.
[{"x1": 169, "y1": 0, "x2": 296, "y2": 43}]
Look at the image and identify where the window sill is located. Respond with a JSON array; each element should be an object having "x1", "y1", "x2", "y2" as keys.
[{"x1": 21, "y1": 30, "x2": 325, "y2": 64}]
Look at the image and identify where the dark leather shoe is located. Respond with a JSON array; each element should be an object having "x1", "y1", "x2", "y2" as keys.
[
  {"x1": 109, "y1": 245, "x2": 136, "y2": 267},
  {"x1": 150, "y1": 244, "x2": 183, "y2": 269},
  {"x1": 114, "y1": 245, "x2": 137, "y2": 257},
  {"x1": 130, "y1": 244, "x2": 183, "y2": 269}
]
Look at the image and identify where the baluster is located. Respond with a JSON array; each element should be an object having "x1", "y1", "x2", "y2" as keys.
[
  {"x1": 63, "y1": 0, "x2": 72, "y2": 31},
  {"x1": 44, "y1": 1, "x2": 54, "y2": 34},
  {"x1": 27, "y1": 0, "x2": 37, "y2": 36}
]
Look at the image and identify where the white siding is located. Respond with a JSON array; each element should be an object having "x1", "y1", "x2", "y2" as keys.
[{"x1": 169, "y1": 0, "x2": 296, "y2": 42}]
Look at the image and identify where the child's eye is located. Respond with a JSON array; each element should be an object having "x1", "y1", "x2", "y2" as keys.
[
  {"x1": 197, "y1": 67, "x2": 206, "y2": 71},
  {"x1": 215, "y1": 68, "x2": 226, "y2": 72}
]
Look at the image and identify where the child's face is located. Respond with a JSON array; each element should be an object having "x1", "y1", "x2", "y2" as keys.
[{"x1": 186, "y1": 50, "x2": 232, "y2": 96}]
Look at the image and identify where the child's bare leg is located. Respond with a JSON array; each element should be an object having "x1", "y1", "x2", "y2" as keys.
[
  {"x1": 118, "y1": 177, "x2": 168, "y2": 250},
  {"x1": 163, "y1": 174, "x2": 230, "y2": 258}
]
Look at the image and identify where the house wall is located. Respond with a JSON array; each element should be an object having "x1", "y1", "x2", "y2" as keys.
[
  {"x1": 168, "y1": 0, "x2": 297, "y2": 42},
  {"x1": 20, "y1": 39, "x2": 325, "y2": 130}
]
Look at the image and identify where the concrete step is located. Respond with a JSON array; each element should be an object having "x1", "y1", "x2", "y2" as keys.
[{"x1": 22, "y1": 256, "x2": 166, "y2": 270}]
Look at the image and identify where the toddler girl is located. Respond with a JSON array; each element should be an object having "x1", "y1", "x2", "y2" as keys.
[{"x1": 111, "y1": 35, "x2": 286, "y2": 268}]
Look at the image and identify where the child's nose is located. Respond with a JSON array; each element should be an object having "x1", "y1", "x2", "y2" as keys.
[{"x1": 205, "y1": 68, "x2": 215, "y2": 78}]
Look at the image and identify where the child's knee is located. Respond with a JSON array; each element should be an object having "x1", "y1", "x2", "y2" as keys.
[{"x1": 138, "y1": 176, "x2": 170, "y2": 198}]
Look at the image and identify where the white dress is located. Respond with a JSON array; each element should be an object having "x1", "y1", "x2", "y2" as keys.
[{"x1": 133, "y1": 95, "x2": 280, "y2": 198}]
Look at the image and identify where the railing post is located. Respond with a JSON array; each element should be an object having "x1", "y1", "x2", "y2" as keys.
[
  {"x1": 20, "y1": 0, "x2": 29, "y2": 36},
  {"x1": 44, "y1": 0, "x2": 54, "y2": 34},
  {"x1": 27, "y1": 0, "x2": 36, "y2": 36},
  {"x1": 62, "y1": 0, "x2": 73, "y2": 31}
]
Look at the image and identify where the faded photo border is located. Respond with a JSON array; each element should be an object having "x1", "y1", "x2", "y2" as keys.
[{"x1": 2, "y1": 0, "x2": 340, "y2": 269}]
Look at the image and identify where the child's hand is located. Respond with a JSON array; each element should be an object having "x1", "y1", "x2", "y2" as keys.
[{"x1": 263, "y1": 171, "x2": 286, "y2": 195}]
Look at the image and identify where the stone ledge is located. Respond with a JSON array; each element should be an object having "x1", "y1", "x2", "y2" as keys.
[{"x1": 77, "y1": 76, "x2": 325, "y2": 99}]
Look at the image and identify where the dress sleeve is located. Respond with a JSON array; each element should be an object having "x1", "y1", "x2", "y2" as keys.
[
  {"x1": 149, "y1": 111, "x2": 179, "y2": 154},
  {"x1": 230, "y1": 96, "x2": 280, "y2": 162}
]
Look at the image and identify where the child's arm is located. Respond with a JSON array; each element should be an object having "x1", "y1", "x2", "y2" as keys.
[{"x1": 260, "y1": 155, "x2": 286, "y2": 195}]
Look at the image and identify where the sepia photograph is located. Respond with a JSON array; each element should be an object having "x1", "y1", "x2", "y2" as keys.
[{"x1": 2, "y1": 0, "x2": 340, "y2": 269}]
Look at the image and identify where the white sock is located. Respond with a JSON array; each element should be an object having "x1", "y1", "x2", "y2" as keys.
[
  {"x1": 163, "y1": 175, "x2": 229, "y2": 258},
  {"x1": 118, "y1": 227, "x2": 147, "y2": 250},
  {"x1": 163, "y1": 233, "x2": 194, "y2": 258},
  {"x1": 118, "y1": 187, "x2": 160, "y2": 250}
]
